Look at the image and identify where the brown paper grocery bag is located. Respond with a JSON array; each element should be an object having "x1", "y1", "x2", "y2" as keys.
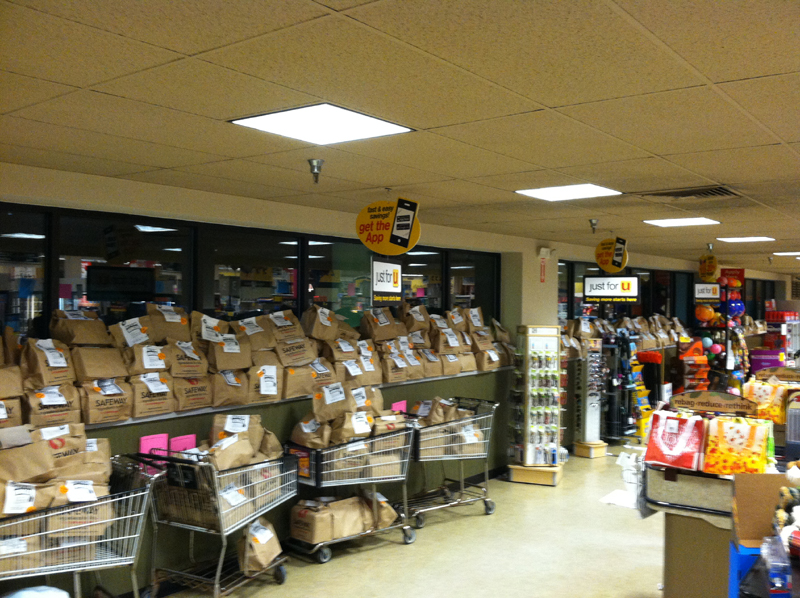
[
  {"x1": 419, "y1": 349, "x2": 444, "y2": 378},
  {"x1": 30, "y1": 423, "x2": 86, "y2": 468},
  {"x1": 475, "y1": 349, "x2": 501, "y2": 371},
  {"x1": 381, "y1": 353, "x2": 409, "y2": 384},
  {"x1": 260, "y1": 429, "x2": 283, "y2": 460},
  {"x1": 108, "y1": 316, "x2": 153, "y2": 349},
  {"x1": 0, "y1": 365, "x2": 23, "y2": 399},
  {"x1": 3, "y1": 327, "x2": 21, "y2": 366},
  {"x1": 282, "y1": 358, "x2": 337, "y2": 399},
  {"x1": 234, "y1": 315, "x2": 277, "y2": 351},
  {"x1": 446, "y1": 308, "x2": 468, "y2": 332},
  {"x1": 359, "y1": 308, "x2": 396, "y2": 342},
  {"x1": 407, "y1": 328, "x2": 431, "y2": 350},
  {"x1": 458, "y1": 352, "x2": 477, "y2": 372},
  {"x1": 190, "y1": 311, "x2": 230, "y2": 353},
  {"x1": 335, "y1": 353, "x2": 382, "y2": 387},
  {"x1": 312, "y1": 382, "x2": 357, "y2": 423},
  {"x1": 79, "y1": 379, "x2": 133, "y2": 424},
  {"x1": 0, "y1": 436, "x2": 57, "y2": 483},
  {"x1": 208, "y1": 432, "x2": 254, "y2": 470},
  {"x1": 362, "y1": 490, "x2": 398, "y2": 529},
  {"x1": 21, "y1": 338, "x2": 76, "y2": 389},
  {"x1": 50, "y1": 310, "x2": 112, "y2": 346},
  {"x1": 209, "y1": 414, "x2": 264, "y2": 453},
  {"x1": 163, "y1": 338, "x2": 209, "y2": 378},
  {"x1": 24, "y1": 384, "x2": 81, "y2": 428},
  {"x1": 335, "y1": 317, "x2": 361, "y2": 341},
  {"x1": 145, "y1": 304, "x2": 191, "y2": 343},
  {"x1": 263, "y1": 310, "x2": 305, "y2": 343},
  {"x1": 463, "y1": 307, "x2": 485, "y2": 333},
  {"x1": 470, "y1": 329, "x2": 495, "y2": 352},
  {"x1": 401, "y1": 303, "x2": 430, "y2": 333},
  {"x1": 211, "y1": 370, "x2": 249, "y2": 407},
  {"x1": 208, "y1": 334, "x2": 252, "y2": 372},
  {"x1": 71, "y1": 346, "x2": 129, "y2": 382},
  {"x1": 247, "y1": 362, "x2": 283, "y2": 404},
  {"x1": 237, "y1": 518, "x2": 282, "y2": 577},
  {"x1": 0, "y1": 398, "x2": 23, "y2": 428},
  {"x1": 321, "y1": 338, "x2": 359, "y2": 363},
  {"x1": 301, "y1": 305, "x2": 340, "y2": 341},
  {"x1": 129, "y1": 372, "x2": 177, "y2": 417},
  {"x1": 122, "y1": 344, "x2": 171, "y2": 377},
  {"x1": 430, "y1": 327, "x2": 462, "y2": 355},
  {"x1": 330, "y1": 411, "x2": 374, "y2": 445},
  {"x1": 290, "y1": 414, "x2": 331, "y2": 449},
  {"x1": 173, "y1": 376, "x2": 213, "y2": 411},
  {"x1": 439, "y1": 353, "x2": 462, "y2": 376},
  {"x1": 402, "y1": 350, "x2": 425, "y2": 380},
  {"x1": 274, "y1": 338, "x2": 317, "y2": 367}
]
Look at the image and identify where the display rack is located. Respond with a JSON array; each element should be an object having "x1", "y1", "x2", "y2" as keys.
[
  {"x1": 508, "y1": 325, "x2": 565, "y2": 486},
  {"x1": 602, "y1": 333, "x2": 637, "y2": 441}
]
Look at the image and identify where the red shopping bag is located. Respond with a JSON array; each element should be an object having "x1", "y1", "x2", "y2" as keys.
[{"x1": 644, "y1": 411, "x2": 706, "y2": 471}]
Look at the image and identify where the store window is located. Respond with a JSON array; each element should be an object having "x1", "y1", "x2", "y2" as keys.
[
  {"x1": 307, "y1": 240, "x2": 371, "y2": 328},
  {"x1": 57, "y1": 215, "x2": 191, "y2": 323},
  {"x1": 558, "y1": 262, "x2": 569, "y2": 325},
  {"x1": 401, "y1": 249, "x2": 443, "y2": 314},
  {"x1": 673, "y1": 272, "x2": 692, "y2": 324},
  {"x1": 448, "y1": 250, "x2": 499, "y2": 322},
  {"x1": 652, "y1": 270, "x2": 671, "y2": 316},
  {"x1": 197, "y1": 226, "x2": 298, "y2": 317},
  {"x1": 0, "y1": 209, "x2": 47, "y2": 337},
  {"x1": 629, "y1": 268, "x2": 652, "y2": 318}
]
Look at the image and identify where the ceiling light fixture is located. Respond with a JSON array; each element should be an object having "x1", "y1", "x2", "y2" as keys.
[
  {"x1": 774, "y1": 252, "x2": 800, "y2": 256},
  {"x1": 451, "y1": 266, "x2": 473, "y2": 270},
  {"x1": 279, "y1": 241, "x2": 332, "y2": 246},
  {"x1": 408, "y1": 263, "x2": 427, "y2": 267},
  {"x1": 716, "y1": 236, "x2": 775, "y2": 243},
  {"x1": 1, "y1": 233, "x2": 45, "y2": 239},
  {"x1": 135, "y1": 225, "x2": 177, "y2": 233},
  {"x1": 407, "y1": 251, "x2": 438, "y2": 256},
  {"x1": 515, "y1": 184, "x2": 621, "y2": 202},
  {"x1": 163, "y1": 248, "x2": 182, "y2": 252},
  {"x1": 231, "y1": 103, "x2": 411, "y2": 145},
  {"x1": 643, "y1": 217, "x2": 720, "y2": 228}
]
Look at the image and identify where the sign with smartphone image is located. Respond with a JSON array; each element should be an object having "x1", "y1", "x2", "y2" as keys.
[{"x1": 356, "y1": 198, "x2": 421, "y2": 255}]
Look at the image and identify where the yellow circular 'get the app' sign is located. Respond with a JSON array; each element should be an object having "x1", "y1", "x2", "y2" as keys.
[
  {"x1": 595, "y1": 237, "x2": 628, "y2": 273},
  {"x1": 356, "y1": 199, "x2": 421, "y2": 256}
]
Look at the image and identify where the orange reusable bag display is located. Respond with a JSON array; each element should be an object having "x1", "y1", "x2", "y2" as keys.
[
  {"x1": 644, "y1": 411, "x2": 706, "y2": 471},
  {"x1": 743, "y1": 379, "x2": 789, "y2": 425},
  {"x1": 702, "y1": 417, "x2": 768, "y2": 475}
]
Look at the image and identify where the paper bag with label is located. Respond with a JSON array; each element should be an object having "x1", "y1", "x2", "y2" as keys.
[
  {"x1": 50, "y1": 310, "x2": 113, "y2": 346},
  {"x1": 210, "y1": 414, "x2": 264, "y2": 453},
  {"x1": 444, "y1": 308, "x2": 467, "y2": 332},
  {"x1": 79, "y1": 379, "x2": 133, "y2": 424},
  {"x1": 21, "y1": 338, "x2": 76, "y2": 389},
  {"x1": 335, "y1": 318, "x2": 361, "y2": 341},
  {"x1": 208, "y1": 432, "x2": 255, "y2": 471},
  {"x1": 260, "y1": 429, "x2": 283, "y2": 460},
  {"x1": 70, "y1": 346, "x2": 129, "y2": 382},
  {"x1": 211, "y1": 370, "x2": 249, "y2": 407},
  {"x1": 24, "y1": 384, "x2": 81, "y2": 428},
  {"x1": 359, "y1": 308, "x2": 396, "y2": 342},
  {"x1": 30, "y1": 423, "x2": 86, "y2": 469},
  {"x1": 419, "y1": 397, "x2": 459, "y2": 426},
  {"x1": 430, "y1": 327, "x2": 463, "y2": 355},
  {"x1": 0, "y1": 481, "x2": 58, "y2": 526},
  {"x1": 248, "y1": 362, "x2": 283, "y2": 405},
  {"x1": 54, "y1": 437, "x2": 112, "y2": 484},
  {"x1": 362, "y1": 489, "x2": 398, "y2": 529},
  {"x1": 164, "y1": 338, "x2": 209, "y2": 378},
  {"x1": 335, "y1": 353, "x2": 382, "y2": 387},
  {"x1": 237, "y1": 518, "x2": 282, "y2": 577},
  {"x1": 322, "y1": 338, "x2": 359, "y2": 363},
  {"x1": 0, "y1": 365, "x2": 23, "y2": 399},
  {"x1": 381, "y1": 353, "x2": 409, "y2": 384},
  {"x1": 290, "y1": 501, "x2": 334, "y2": 543},
  {"x1": 0, "y1": 436, "x2": 57, "y2": 483},
  {"x1": 264, "y1": 310, "x2": 304, "y2": 343},
  {"x1": 470, "y1": 330, "x2": 495, "y2": 352},
  {"x1": 290, "y1": 414, "x2": 331, "y2": 449},
  {"x1": 274, "y1": 338, "x2": 318, "y2": 367},
  {"x1": 207, "y1": 334, "x2": 252, "y2": 373},
  {"x1": 0, "y1": 398, "x2": 22, "y2": 428},
  {"x1": 402, "y1": 350, "x2": 425, "y2": 380},
  {"x1": 371, "y1": 412, "x2": 407, "y2": 438},
  {"x1": 234, "y1": 315, "x2": 276, "y2": 352},
  {"x1": 407, "y1": 329, "x2": 431, "y2": 350},
  {"x1": 4, "y1": 327, "x2": 21, "y2": 367},
  {"x1": 440, "y1": 353, "x2": 462, "y2": 376},
  {"x1": 108, "y1": 316, "x2": 152, "y2": 349},
  {"x1": 458, "y1": 353, "x2": 477, "y2": 372},
  {"x1": 145, "y1": 304, "x2": 190, "y2": 343},
  {"x1": 401, "y1": 303, "x2": 430, "y2": 333},
  {"x1": 327, "y1": 440, "x2": 369, "y2": 480},
  {"x1": 47, "y1": 482, "x2": 113, "y2": 538},
  {"x1": 416, "y1": 350, "x2": 442, "y2": 378},
  {"x1": 330, "y1": 497, "x2": 372, "y2": 539},
  {"x1": 475, "y1": 350, "x2": 501, "y2": 372},
  {"x1": 301, "y1": 305, "x2": 340, "y2": 341},
  {"x1": 330, "y1": 411, "x2": 374, "y2": 445},
  {"x1": 311, "y1": 382, "x2": 357, "y2": 423},
  {"x1": 345, "y1": 384, "x2": 384, "y2": 415},
  {"x1": 190, "y1": 311, "x2": 230, "y2": 352},
  {"x1": 283, "y1": 358, "x2": 337, "y2": 400},
  {"x1": 122, "y1": 344, "x2": 172, "y2": 377},
  {"x1": 173, "y1": 376, "x2": 213, "y2": 412},
  {"x1": 129, "y1": 373, "x2": 177, "y2": 417}
]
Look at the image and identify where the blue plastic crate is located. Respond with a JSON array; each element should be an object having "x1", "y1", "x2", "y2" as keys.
[{"x1": 729, "y1": 541, "x2": 760, "y2": 598}]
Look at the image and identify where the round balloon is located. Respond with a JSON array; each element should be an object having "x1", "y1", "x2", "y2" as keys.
[
  {"x1": 710, "y1": 344, "x2": 723, "y2": 354},
  {"x1": 695, "y1": 304, "x2": 714, "y2": 322},
  {"x1": 702, "y1": 337, "x2": 713, "y2": 349}
]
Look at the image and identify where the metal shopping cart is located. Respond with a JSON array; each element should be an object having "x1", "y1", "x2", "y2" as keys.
[
  {"x1": 284, "y1": 426, "x2": 415, "y2": 563},
  {"x1": 147, "y1": 451, "x2": 297, "y2": 598},
  {"x1": 0, "y1": 455, "x2": 156, "y2": 598},
  {"x1": 402, "y1": 398, "x2": 498, "y2": 529}
]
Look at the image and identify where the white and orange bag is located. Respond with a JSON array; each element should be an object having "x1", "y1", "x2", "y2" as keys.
[{"x1": 644, "y1": 411, "x2": 706, "y2": 471}]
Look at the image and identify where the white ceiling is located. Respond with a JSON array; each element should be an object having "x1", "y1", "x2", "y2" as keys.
[{"x1": 1, "y1": 0, "x2": 799, "y2": 273}]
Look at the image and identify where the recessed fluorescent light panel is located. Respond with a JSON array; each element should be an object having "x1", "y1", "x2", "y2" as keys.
[
  {"x1": 231, "y1": 104, "x2": 411, "y2": 145},
  {"x1": 643, "y1": 217, "x2": 720, "y2": 228},
  {"x1": 451, "y1": 266, "x2": 473, "y2": 270},
  {"x1": 135, "y1": 225, "x2": 177, "y2": 233},
  {"x1": 716, "y1": 237, "x2": 775, "y2": 243},
  {"x1": 775, "y1": 252, "x2": 800, "y2": 256},
  {"x1": 1, "y1": 233, "x2": 45, "y2": 239},
  {"x1": 515, "y1": 184, "x2": 621, "y2": 202},
  {"x1": 278, "y1": 241, "x2": 332, "y2": 246},
  {"x1": 163, "y1": 248, "x2": 182, "y2": 252},
  {"x1": 408, "y1": 264, "x2": 427, "y2": 267},
  {"x1": 407, "y1": 251, "x2": 438, "y2": 256}
]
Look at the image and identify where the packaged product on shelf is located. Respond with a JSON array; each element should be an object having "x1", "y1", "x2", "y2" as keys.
[
  {"x1": 247, "y1": 361, "x2": 283, "y2": 405},
  {"x1": 21, "y1": 338, "x2": 76, "y2": 389},
  {"x1": 322, "y1": 338, "x2": 359, "y2": 363},
  {"x1": 0, "y1": 398, "x2": 22, "y2": 428},
  {"x1": 47, "y1": 483, "x2": 114, "y2": 541},
  {"x1": 491, "y1": 318, "x2": 511, "y2": 344},
  {"x1": 381, "y1": 353, "x2": 409, "y2": 384},
  {"x1": 79, "y1": 379, "x2": 133, "y2": 424},
  {"x1": 237, "y1": 518, "x2": 282, "y2": 577},
  {"x1": 260, "y1": 429, "x2": 283, "y2": 459},
  {"x1": 345, "y1": 385, "x2": 384, "y2": 414},
  {"x1": 430, "y1": 326, "x2": 462, "y2": 355},
  {"x1": 0, "y1": 365, "x2": 23, "y2": 399},
  {"x1": 445, "y1": 308, "x2": 468, "y2": 332},
  {"x1": 703, "y1": 417, "x2": 769, "y2": 475},
  {"x1": 234, "y1": 315, "x2": 276, "y2": 351},
  {"x1": 440, "y1": 353, "x2": 462, "y2": 376},
  {"x1": 207, "y1": 334, "x2": 252, "y2": 373},
  {"x1": 108, "y1": 316, "x2": 152, "y2": 349},
  {"x1": 327, "y1": 439, "x2": 369, "y2": 480},
  {"x1": 129, "y1": 372, "x2": 177, "y2": 417},
  {"x1": 360, "y1": 308, "x2": 396, "y2": 342},
  {"x1": 275, "y1": 338, "x2": 318, "y2": 367},
  {"x1": 145, "y1": 304, "x2": 191, "y2": 343},
  {"x1": 403, "y1": 350, "x2": 425, "y2": 380},
  {"x1": 210, "y1": 413, "x2": 264, "y2": 452},
  {"x1": 122, "y1": 344, "x2": 171, "y2": 377},
  {"x1": 301, "y1": 305, "x2": 340, "y2": 341},
  {"x1": 0, "y1": 427, "x2": 57, "y2": 483},
  {"x1": 3, "y1": 327, "x2": 21, "y2": 366},
  {"x1": 335, "y1": 316, "x2": 361, "y2": 342},
  {"x1": 458, "y1": 352, "x2": 477, "y2": 373},
  {"x1": 283, "y1": 358, "x2": 337, "y2": 399},
  {"x1": 265, "y1": 310, "x2": 305, "y2": 343},
  {"x1": 49, "y1": 310, "x2": 113, "y2": 346},
  {"x1": 330, "y1": 411, "x2": 373, "y2": 445},
  {"x1": 190, "y1": 312, "x2": 230, "y2": 352},
  {"x1": 408, "y1": 328, "x2": 431, "y2": 350},
  {"x1": 173, "y1": 376, "x2": 213, "y2": 411},
  {"x1": 401, "y1": 303, "x2": 430, "y2": 333},
  {"x1": 211, "y1": 370, "x2": 249, "y2": 407},
  {"x1": 208, "y1": 432, "x2": 255, "y2": 470},
  {"x1": 290, "y1": 414, "x2": 331, "y2": 448},
  {"x1": 375, "y1": 338, "x2": 400, "y2": 355},
  {"x1": 311, "y1": 382, "x2": 357, "y2": 423},
  {"x1": 644, "y1": 411, "x2": 706, "y2": 471},
  {"x1": 419, "y1": 349, "x2": 444, "y2": 377},
  {"x1": 163, "y1": 338, "x2": 209, "y2": 378},
  {"x1": 71, "y1": 346, "x2": 129, "y2": 381},
  {"x1": 475, "y1": 349, "x2": 501, "y2": 372},
  {"x1": 30, "y1": 423, "x2": 87, "y2": 468},
  {"x1": 24, "y1": 384, "x2": 81, "y2": 428}
]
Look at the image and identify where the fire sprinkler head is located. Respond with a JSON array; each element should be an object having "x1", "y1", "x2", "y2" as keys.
[
  {"x1": 308, "y1": 159, "x2": 324, "y2": 184},
  {"x1": 589, "y1": 218, "x2": 599, "y2": 234}
]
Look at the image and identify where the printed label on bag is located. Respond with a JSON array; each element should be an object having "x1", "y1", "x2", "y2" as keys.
[
  {"x1": 0, "y1": 537, "x2": 27, "y2": 555},
  {"x1": 352, "y1": 412, "x2": 371, "y2": 435},
  {"x1": 220, "y1": 370, "x2": 241, "y2": 387},
  {"x1": 238, "y1": 317, "x2": 264, "y2": 336},
  {"x1": 250, "y1": 521, "x2": 274, "y2": 544},
  {"x1": 487, "y1": 350, "x2": 499, "y2": 362},
  {"x1": 421, "y1": 349, "x2": 440, "y2": 362},
  {"x1": 444, "y1": 354, "x2": 459, "y2": 362},
  {"x1": 343, "y1": 360, "x2": 363, "y2": 376},
  {"x1": 183, "y1": 447, "x2": 208, "y2": 462},
  {"x1": 120, "y1": 318, "x2": 149, "y2": 347},
  {"x1": 380, "y1": 415, "x2": 397, "y2": 422},
  {"x1": 269, "y1": 312, "x2": 292, "y2": 327},
  {"x1": 37, "y1": 386, "x2": 67, "y2": 406},
  {"x1": 461, "y1": 332, "x2": 472, "y2": 346},
  {"x1": 141, "y1": 373, "x2": 169, "y2": 393},
  {"x1": 3, "y1": 482, "x2": 36, "y2": 514},
  {"x1": 390, "y1": 354, "x2": 408, "y2": 368},
  {"x1": 477, "y1": 330, "x2": 489, "y2": 337},
  {"x1": 220, "y1": 334, "x2": 240, "y2": 353},
  {"x1": 416, "y1": 400, "x2": 432, "y2": 417},
  {"x1": 372, "y1": 309, "x2": 390, "y2": 326},
  {"x1": 176, "y1": 341, "x2": 200, "y2": 360},
  {"x1": 336, "y1": 339, "x2": 355, "y2": 353},
  {"x1": 384, "y1": 340, "x2": 398, "y2": 353},
  {"x1": 461, "y1": 424, "x2": 479, "y2": 443},
  {"x1": 65, "y1": 480, "x2": 97, "y2": 503},
  {"x1": 142, "y1": 345, "x2": 166, "y2": 369},
  {"x1": 443, "y1": 329, "x2": 460, "y2": 347},
  {"x1": 36, "y1": 339, "x2": 67, "y2": 368},
  {"x1": 665, "y1": 419, "x2": 679, "y2": 434},
  {"x1": 403, "y1": 350, "x2": 420, "y2": 366},
  {"x1": 40, "y1": 424, "x2": 70, "y2": 441},
  {"x1": 94, "y1": 378, "x2": 123, "y2": 395},
  {"x1": 0, "y1": 403, "x2": 6, "y2": 420},
  {"x1": 309, "y1": 359, "x2": 329, "y2": 375},
  {"x1": 468, "y1": 308, "x2": 482, "y2": 327},
  {"x1": 156, "y1": 306, "x2": 182, "y2": 323},
  {"x1": 300, "y1": 419, "x2": 320, "y2": 433},
  {"x1": 351, "y1": 387, "x2": 368, "y2": 407},
  {"x1": 64, "y1": 310, "x2": 89, "y2": 320},
  {"x1": 410, "y1": 306, "x2": 426, "y2": 322},
  {"x1": 213, "y1": 434, "x2": 239, "y2": 451},
  {"x1": 360, "y1": 355, "x2": 375, "y2": 372},
  {"x1": 220, "y1": 483, "x2": 246, "y2": 507},
  {"x1": 318, "y1": 307, "x2": 333, "y2": 327},
  {"x1": 431, "y1": 314, "x2": 449, "y2": 329},
  {"x1": 357, "y1": 340, "x2": 372, "y2": 356},
  {"x1": 398, "y1": 336, "x2": 410, "y2": 352},
  {"x1": 86, "y1": 439, "x2": 98, "y2": 452},
  {"x1": 449, "y1": 311, "x2": 464, "y2": 325},
  {"x1": 225, "y1": 415, "x2": 250, "y2": 433},
  {"x1": 201, "y1": 315, "x2": 223, "y2": 342},
  {"x1": 440, "y1": 398, "x2": 454, "y2": 406},
  {"x1": 409, "y1": 331, "x2": 425, "y2": 346},
  {"x1": 768, "y1": 375, "x2": 782, "y2": 386},
  {"x1": 259, "y1": 366, "x2": 278, "y2": 395},
  {"x1": 348, "y1": 440, "x2": 367, "y2": 452},
  {"x1": 323, "y1": 383, "x2": 346, "y2": 405}
]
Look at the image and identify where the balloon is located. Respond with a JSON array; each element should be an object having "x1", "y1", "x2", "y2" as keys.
[
  {"x1": 728, "y1": 388, "x2": 741, "y2": 396},
  {"x1": 717, "y1": 276, "x2": 728, "y2": 286},
  {"x1": 702, "y1": 337, "x2": 713, "y2": 349},
  {"x1": 710, "y1": 344, "x2": 723, "y2": 354},
  {"x1": 695, "y1": 304, "x2": 714, "y2": 322},
  {"x1": 707, "y1": 353, "x2": 715, "y2": 361}
]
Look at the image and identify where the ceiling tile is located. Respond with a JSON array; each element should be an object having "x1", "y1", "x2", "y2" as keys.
[
  {"x1": 434, "y1": 111, "x2": 648, "y2": 168},
  {"x1": 93, "y1": 58, "x2": 318, "y2": 120},
  {"x1": 468, "y1": 170, "x2": 581, "y2": 191},
  {"x1": 565, "y1": 196, "x2": 692, "y2": 218},
  {"x1": 560, "y1": 87, "x2": 776, "y2": 155},
  {"x1": 698, "y1": 206, "x2": 796, "y2": 225},
  {"x1": 666, "y1": 145, "x2": 800, "y2": 184},
  {"x1": 0, "y1": 115, "x2": 226, "y2": 169},
  {"x1": 0, "y1": 143, "x2": 151, "y2": 177},
  {"x1": 558, "y1": 157, "x2": 714, "y2": 193},
  {"x1": 615, "y1": 0, "x2": 800, "y2": 82},
  {"x1": 388, "y1": 179, "x2": 517, "y2": 206},
  {"x1": 721, "y1": 74, "x2": 800, "y2": 143},
  {"x1": 340, "y1": 131, "x2": 537, "y2": 179},
  {"x1": 201, "y1": 16, "x2": 542, "y2": 129},
  {"x1": 424, "y1": 202, "x2": 607, "y2": 224},
  {"x1": 8, "y1": 0, "x2": 327, "y2": 55},
  {"x1": 322, "y1": 187, "x2": 461, "y2": 210},
  {"x1": 265, "y1": 193, "x2": 366, "y2": 214},
  {"x1": 120, "y1": 169, "x2": 298, "y2": 200},
  {"x1": 0, "y1": 2, "x2": 181, "y2": 87},
  {"x1": 0, "y1": 71, "x2": 77, "y2": 114},
  {"x1": 179, "y1": 159, "x2": 367, "y2": 193},
  {"x1": 13, "y1": 91, "x2": 310, "y2": 156},
  {"x1": 316, "y1": 0, "x2": 377, "y2": 9},
  {"x1": 348, "y1": 0, "x2": 702, "y2": 107},
  {"x1": 251, "y1": 146, "x2": 448, "y2": 187},
  {"x1": 732, "y1": 179, "x2": 800, "y2": 208}
]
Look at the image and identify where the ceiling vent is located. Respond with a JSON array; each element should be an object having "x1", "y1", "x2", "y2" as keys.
[{"x1": 638, "y1": 186, "x2": 739, "y2": 203}]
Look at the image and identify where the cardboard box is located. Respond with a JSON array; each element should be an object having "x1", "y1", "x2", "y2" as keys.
[
  {"x1": 508, "y1": 464, "x2": 562, "y2": 486},
  {"x1": 574, "y1": 441, "x2": 607, "y2": 459},
  {"x1": 732, "y1": 473, "x2": 787, "y2": 548}
]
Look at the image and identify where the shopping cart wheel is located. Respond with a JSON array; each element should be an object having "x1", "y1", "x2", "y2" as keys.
[
  {"x1": 414, "y1": 513, "x2": 426, "y2": 529},
  {"x1": 274, "y1": 564, "x2": 287, "y2": 585},
  {"x1": 315, "y1": 547, "x2": 333, "y2": 564},
  {"x1": 403, "y1": 528, "x2": 417, "y2": 544},
  {"x1": 484, "y1": 499, "x2": 496, "y2": 515}
]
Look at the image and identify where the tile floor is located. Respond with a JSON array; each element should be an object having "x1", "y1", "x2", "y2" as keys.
[{"x1": 177, "y1": 455, "x2": 664, "y2": 598}]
